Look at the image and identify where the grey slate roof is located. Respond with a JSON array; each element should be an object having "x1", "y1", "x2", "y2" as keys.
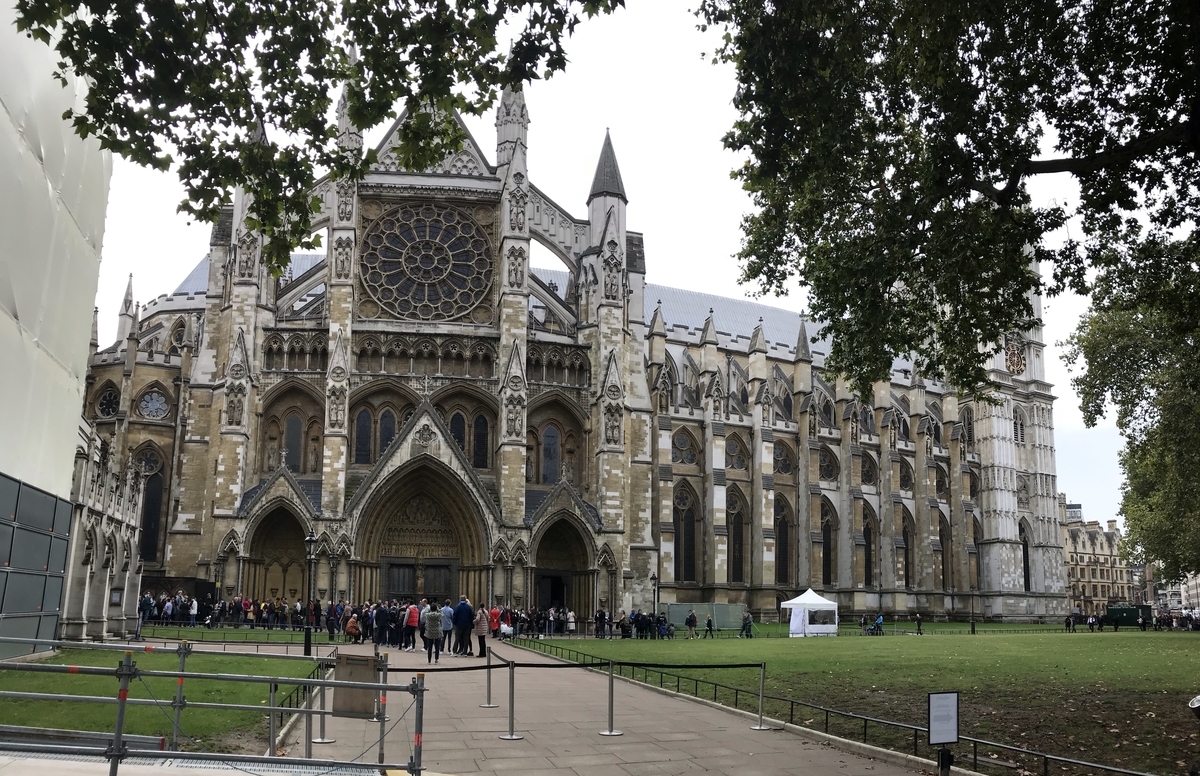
[
  {"x1": 588, "y1": 131, "x2": 627, "y2": 204},
  {"x1": 237, "y1": 476, "x2": 323, "y2": 515},
  {"x1": 174, "y1": 253, "x2": 325, "y2": 295}
]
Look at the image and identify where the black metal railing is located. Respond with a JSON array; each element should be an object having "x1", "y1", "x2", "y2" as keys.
[{"x1": 513, "y1": 638, "x2": 1157, "y2": 776}]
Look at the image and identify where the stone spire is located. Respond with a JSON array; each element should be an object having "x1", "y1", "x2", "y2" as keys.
[
  {"x1": 700, "y1": 310, "x2": 718, "y2": 346},
  {"x1": 115, "y1": 274, "x2": 135, "y2": 343},
  {"x1": 90, "y1": 307, "x2": 99, "y2": 351},
  {"x1": 794, "y1": 315, "x2": 812, "y2": 363},
  {"x1": 495, "y1": 86, "x2": 529, "y2": 167},
  {"x1": 588, "y1": 130, "x2": 626, "y2": 204},
  {"x1": 749, "y1": 317, "x2": 768, "y2": 354}
]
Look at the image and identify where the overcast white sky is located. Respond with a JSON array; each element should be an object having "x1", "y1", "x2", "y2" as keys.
[{"x1": 93, "y1": 0, "x2": 1123, "y2": 527}]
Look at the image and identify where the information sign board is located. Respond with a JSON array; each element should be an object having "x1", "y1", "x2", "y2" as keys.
[{"x1": 928, "y1": 691, "x2": 959, "y2": 745}]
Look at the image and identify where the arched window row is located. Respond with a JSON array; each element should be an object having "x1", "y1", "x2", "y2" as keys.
[
  {"x1": 863, "y1": 504, "x2": 878, "y2": 587},
  {"x1": 820, "y1": 499, "x2": 837, "y2": 587},
  {"x1": 900, "y1": 508, "x2": 916, "y2": 589},
  {"x1": 526, "y1": 347, "x2": 590, "y2": 387},
  {"x1": 448, "y1": 410, "x2": 492, "y2": 469},
  {"x1": 938, "y1": 516, "x2": 952, "y2": 590},
  {"x1": 264, "y1": 335, "x2": 328, "y2": 372},
  {"x1": 727, "y1": 489, "x2": 748, "y2": 584},
  {"x1": 355, "y1": 340, "x2": 495, "y2": 378}
]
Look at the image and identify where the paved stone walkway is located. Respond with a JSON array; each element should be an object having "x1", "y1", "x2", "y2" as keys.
[{"x1": 282, "y1": 641, "x2": 924, "y2": 776}]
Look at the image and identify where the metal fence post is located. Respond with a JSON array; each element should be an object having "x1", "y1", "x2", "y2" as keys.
[
  {"x1": 312, "y1": 669, "x2": 335, "y2": 744},
  {"x1": 498, "y1": 659, "x2": 523, "y2": 740},
  {"x1": 170, "y1": 640, "x2": 191, "y2": 751},
  {"x1": 480, "y1": 647, "x2": 498, "y2": 708},
  {"x1": 304, "y1": 675, "x2": 313, "y2": 759},
  {"x1": 750, "y1": 662, "x2": 769, "y2": 730},
  {"x1": 268, "y1": 683, "x2": 277, "y2": 756},
  {"x1": 108, "y1": 651, "x2": 134, "y2": 776},
  {"x1": 408, "y1": 672, "x2": 425, "y2": 776},
  {"x1": 598, "y1": 660, "x2": 622, "y2": 736},
  {"x1": 377, "y1": 684, "x2": 388, "y2": 764}
]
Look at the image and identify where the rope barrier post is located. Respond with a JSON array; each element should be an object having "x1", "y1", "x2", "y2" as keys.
[
  {"x1": 480, "y1": 647, "x2": 498, "y2": 708},
  {"x1": 304, "y1": 675, "x2": 313, "y2": 759},
  {"x1": 750, "y1": 662, "x2": 769, "y2": 730},
  {"x1": 107, "y1": 651, "x2": 134, "y2": 776},
  {"x1": 170, "y1": 640, "x2": 191, "y2": 751},
  {"x1": 598, "y1": 660, "x2": 622, "y2": 736},
  {"x1": 407, "y1": 672, "x2": 425, "y2": 776},
  {"x1": 268, "y1": 683, "x2": 277, "y2": 756},
  {"x1": 377, "y1": 684, "x2": 388, "y2": 764},
  {"x1": 312, "y1": 669, "x2": 335, "y2": 744},
  {"x1": 498, "y1": 659, "x2": 523, "y2": 740}
]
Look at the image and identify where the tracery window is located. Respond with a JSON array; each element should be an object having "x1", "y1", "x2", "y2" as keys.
[
  {"x1": 901, "y1": 510, "x2": 915, "y2": 589},
  {"x1": 359, "y1": 203, "x2": 494, "y2": 323},
  {"x1": 1019, "y1": 522, "x2": 1032, "y2": 592},
  {"x1": 773, "y1": 444, "x2": 794, "y2": 475},
  {"x1": 674, "y1": 487, "x2": 697, "y2": 582},
  {"x1": 863, "y1": 509, "x2": 876, "y2": 587},
  {"x1": 353, "y1": 409, "x2": 372, "y2": 464},
  {"x1": 1013, "y1": 407, "x2": 1027, "y2": 443},
  {"x1": 134, "y1": 447, "x2": 162, "y2": 475},
  {"x1": 962, "y1": 407, "x2": 975, "y2": 447},
  {"x1": 939, "y1": 518, "x2": 952, "y2": 590},
  {"x1": 725, "y1": 437, "x2": 748, "y2": 470},
  {"x1": 936, "y1": 467, "x2": 948, "y2": 498},
  {"x1": 899, "y1": 459, "x2": 914, "y2": 490},
  {"x1": 97, "y1": 388, "x2": 120, "y2": 418},
  {"x1": 861, "y1": 455, "x2": 877, "y2": 486},
  {"x1": 820, "y1": 398, "x2": 835, "y2": 428},
  {"x1": 859, "y1": 406, "x2": 876, "y2": 435},
  {"x1": 140, "y1": 471, "x2": 163, "y2": 562},
  {"x1": 138, "y1": 389, "x2": 170, "y2": 419},
  {"x1": 969, "y1": 471, "x2": 980, "y2": 501},
  {"x1": 774, "y1": 498, "x2": 790, "y2": 584},
  {"x1": 672, "y1": 432, "x2": 698, "y2": 465},
  {"x1": 728, "y1": 491, "x2": 746, "y2": 584},
  {"x1": 818, "y1": 447, "x2": 838, "y2": 481}
]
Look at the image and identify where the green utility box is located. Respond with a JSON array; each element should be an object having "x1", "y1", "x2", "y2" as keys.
[{"x1": 1105, "y1": 605, "x2": 1151, "y2": 627}]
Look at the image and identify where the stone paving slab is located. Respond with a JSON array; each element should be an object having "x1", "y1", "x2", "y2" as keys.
[{"x1": 278, "y1": 641, "x2": 926, "y2": 776}]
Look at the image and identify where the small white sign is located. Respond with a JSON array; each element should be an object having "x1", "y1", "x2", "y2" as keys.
[{"x1": 928, "y1": 692, "x2": 959, "y2": 745}]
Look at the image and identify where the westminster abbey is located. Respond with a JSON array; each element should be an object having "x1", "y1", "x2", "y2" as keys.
[{"x1": 75, "y1": 89, "x2": 1067, "y2": 625}]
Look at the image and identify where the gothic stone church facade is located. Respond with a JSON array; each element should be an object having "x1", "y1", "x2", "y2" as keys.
[{"x1": 83, "y1": 90, "x2": 1067, "y2": 621}]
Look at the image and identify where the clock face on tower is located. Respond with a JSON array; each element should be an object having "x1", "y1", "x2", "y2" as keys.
[{"x1": 1006, "y1": 341, "x2": 1027, "y2": 375}]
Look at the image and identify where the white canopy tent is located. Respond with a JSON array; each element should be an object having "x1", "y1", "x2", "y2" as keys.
[{"x1": 781, "y1": 589, "x2": 839, "y2": 637}]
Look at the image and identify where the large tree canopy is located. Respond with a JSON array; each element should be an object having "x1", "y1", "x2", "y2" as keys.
[
  {"x1": 697, "y1": 0, "x2": 1199, "y2": 396},
  {"x1": 15, "y1": 0, "x2": 621, "y2": 275}
]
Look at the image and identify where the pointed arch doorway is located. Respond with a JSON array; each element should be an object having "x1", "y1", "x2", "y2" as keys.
[
  {"x1": 355, "y1": 462, "x2": 489, "y2": 606},
  {"x1": 533, "y1": 517, "x2": 594, "y2": 616},
  {"x1": 246, "y1": 507, "x2": 309, "y2": 603}
]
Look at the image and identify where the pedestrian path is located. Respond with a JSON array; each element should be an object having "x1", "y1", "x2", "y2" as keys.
[{"x1": 283, "y1": 641, "x2": 923, "y2": 776}]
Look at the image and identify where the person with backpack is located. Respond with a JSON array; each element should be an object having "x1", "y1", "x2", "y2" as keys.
[{"x1": 685, "y1": 610, "x2": 698, "y2": 639}]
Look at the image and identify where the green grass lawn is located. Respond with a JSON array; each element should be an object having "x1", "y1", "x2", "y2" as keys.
[
  {"x1": 0, "y1": 649, "x2": 315, "y2": 753},
  {"x1": 521, "y1": 631, "x2": 1199, "y2": 776},
  {"x1": 140, "y1": 625, "x2": 323, "y2": 644}
]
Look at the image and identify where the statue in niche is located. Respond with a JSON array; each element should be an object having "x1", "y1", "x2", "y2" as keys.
[
  {"x1": 507, "y1": 246, "x2": 525, "y2": 287},
  {"x1": 505, "y1": 397, "x2": 524, "y2": 437},
  {"x1": 850, "y1": 411, "x2": 860, "y2": 444},
  {"x1": 265, "y1": 441, "x2": 280, "y2": 471},
  {"x1": 604, "y1": 405, "x2": 621, "y2": 445},
  {"x1": 226, "y1": 388, "x2": 244, "y2": 426},
  {"x1": 525, "y1": 455, "x2": 534, "y2": 483},
  {"x1": 308, "y1": 437, "x2": 320, "y2": 473},
  {"x1": 561, "y1": 457, "x2": 573, "y2": 484},
  {"x1": 889, "y1": 423, "x2": 898, "y2": 450}
]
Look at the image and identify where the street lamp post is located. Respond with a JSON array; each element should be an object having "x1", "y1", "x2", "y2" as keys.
[
  {"x1": 649, "y1": 573, "x2": 659, "y2": 616},
  {"x1": 304, "y1": 532, "x2": 317, "y2": 657}
]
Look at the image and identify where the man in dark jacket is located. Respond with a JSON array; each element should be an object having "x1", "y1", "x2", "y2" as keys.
[
  {"x1": 373, "y1": 603, "x2": 391, "y2": 646},
  {"x1": 452, "y1": 596, "x2": 474, "y2": 656}
]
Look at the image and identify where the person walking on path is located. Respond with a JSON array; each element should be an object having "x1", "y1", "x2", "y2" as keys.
[
  {"x1": 685, "y1": 610, "x2": 697, "y2": 639},
  {"x1": 915, "y1": 612, "x2": 922, "y2": 635},
  {"x1": 739, "y1": 608, "x2": 753, "y2": 638},
  {"x1": 703, "y1": 613, "x2": 715, "y2": 638},
  {"x1": 424, "y1": 604, "x2": 443, "y2": 664}
]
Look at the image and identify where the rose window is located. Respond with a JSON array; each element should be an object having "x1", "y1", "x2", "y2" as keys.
[
  {"x1": 97, "y1": 389, "x2": 120, "y2": 418},
  {"x1": 139, "y1": 390, "x2": 169, "y2": 419},
  {"x1": 135, "y1": 449, "x2": 162, "y2": 475},
  {"x1": 360, "y1": 203, "x2": 493, "y2": 322}
]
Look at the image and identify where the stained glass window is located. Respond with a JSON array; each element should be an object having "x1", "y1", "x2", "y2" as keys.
[
  {"x1": 379, "y1": 410, "x2": 396, "y2": 454},
  {"x1": 819, "y1": 448, "x2": 838, "y2": 480},
  {"x1": 450, "y1": 412, "x2": 466, "y2": 450},
  {"x1": 542, "y1": 426, "x2": 560, "y2": 485},
  {"x1": 725, "y1": 438, "x2": 747, "y2": 470},
  {"x1": 728, "y1": 492, "x2": 745, "y2": 584},
  {"x1": 285, "y1": 415, "x2": 303, "y2": 471},
  {"x1": 674, "y1": 488, "x2": 696, "y2": 582},
  {"x1": 359, "y1": 203, "x2": 494, "y2": 323},
  {"x1": 472, "y1": 415, "x2": 489, "y2": 468},
  {"x1": 138, "y1": 389, "x2": 169, "y2": 419},
  {"x1": 353, "y1": 410, "x2": 372, "y2": 464},
  {"x1": 97, "y1": 388, "x2": 120, "y2": 418},
  {"x1": 773, "y1": 444, "x2": 793, "y2": 475},
  {"x1": 672, "y1": 432, "x2": 697, "y2": 465}
]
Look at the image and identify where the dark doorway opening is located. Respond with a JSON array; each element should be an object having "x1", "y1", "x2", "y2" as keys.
[{"x1": 536, "y1": 572, "x2": 569, "y2": 610}]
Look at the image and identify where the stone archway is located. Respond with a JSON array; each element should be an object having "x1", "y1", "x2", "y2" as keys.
[
  {"x1": 533, "y1": 517, "x2": 594, "y2": 618},
  {"x1": 354, "y1": 462, "x2": 489, "y2": 606},
  {"x1": 246, "y1": 507, "x2": 309, "y2": 604}
]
